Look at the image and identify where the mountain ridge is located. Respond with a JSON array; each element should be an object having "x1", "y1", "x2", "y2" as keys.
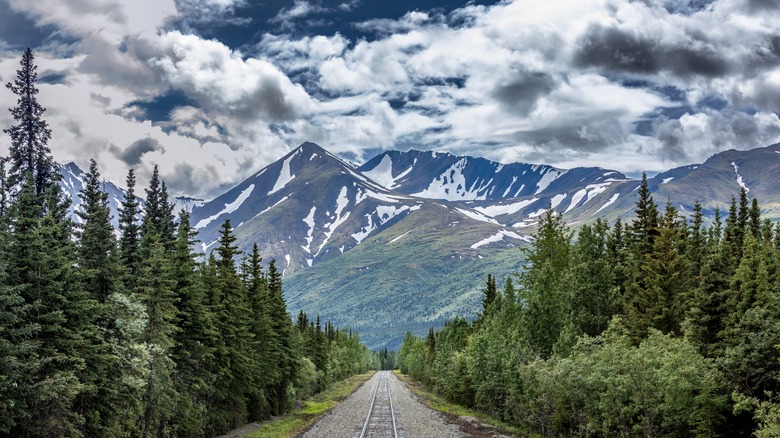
[{"x1": 56, "y1": 142, "x2": 780, "y2": 348}]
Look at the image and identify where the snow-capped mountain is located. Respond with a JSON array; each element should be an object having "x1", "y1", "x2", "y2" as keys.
[
  {"x1": 57, "y1": 142, "x2": 780, "y2": 348},
  {"x1": 358, "y1": 149, "x2": 632, "y2": 228},
  {"x1": 173, "y1": 196, "x2": 206, "y2": 214},
  {"x1": 189, "y1": 142, "x2": 529, "y2": 276},
  {"x1": 59, "y1": 162, "x2": 137, "y2": 229},
  {"x1": 359, "y1": 149, "x2": 625, "y2": 202}
]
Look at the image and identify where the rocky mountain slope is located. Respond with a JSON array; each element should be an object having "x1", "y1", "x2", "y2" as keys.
[{"x1": 57, "y1": 142, "x2": 780, "y2": 348}]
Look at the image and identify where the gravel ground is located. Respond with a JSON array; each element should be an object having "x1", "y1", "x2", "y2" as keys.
[{"x1": 303, "y1": 372, "x2": 466, "y2": 438}]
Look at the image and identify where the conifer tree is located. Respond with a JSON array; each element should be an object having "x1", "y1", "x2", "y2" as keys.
[
  {"x1": 77, "y1": 159, "x2": 121, "y2": 303},
  {"x1": 625, "y1": 202, "x2": 690, "y2": 338},
  {"x1": 3, "y1": 48, "x2": 53, "y2": 198},
  {"x1": 630, "y1": 172, "x2": 659, "y2": 256},
  {"x1": 169, "y1": 210, "x2": 215, "y2": 436},
  {"x1": 209, "y1": 220, "x2": 257, "y2": 430},
  {"x1": 240, "y1": 243, "x2": 276, "y2": 418},
  {"x1": 118, "y1": 168, "x2": 141, "y2": 287},
  {"x1": 265, "y1": 259, "x2": 297, "y2": 415},
  {"x1": 0, "y1": 157, "x2": 8, "y2": 218},
  {"x1": 749, "y1": 197, "x2": 761, "y2": 240},
  {"x1": 3, "y1": 175, "x2": 87, "y2": 436},
  {"x1": 138, "y1": 239, "x2": 179, "y2": 437},
  {"x1": 0, "y1": 251, "x2": 32, "y2": 434},
  {"x1": 568, "y1": 219, "x2": 617, "y2": 337},
  {"x1": 74, "y1": 161, "x2": 137, "y2": 436},
  {"x1": 519, "y1": 206, "x2": 572, "y2": 357}
]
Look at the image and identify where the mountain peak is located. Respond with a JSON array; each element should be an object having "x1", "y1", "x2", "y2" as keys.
[{"x1": 294, "y1": 141, "x2": 328, "y2": 157}]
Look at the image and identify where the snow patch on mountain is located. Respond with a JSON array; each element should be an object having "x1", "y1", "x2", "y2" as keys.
[
  {"x1": 387, "y1": 230, "x2": 412, "y2": 244},
  {"x1": 195, "y1": 184, "x2": 255, "y2": 229},
  {"x1": 662, "y1": 177, "x2": 674, "y2": 184},
  {"x1": 731, "y1": 161, "x2": 749, "y2": 192},
  {"x1": 302, "y1": 206, "x2": 316, "y2": 254},
  {"x1": 534, "y1": 168, "x2": 567, "y2": 194},
  {"x1": 413, "y1": 159, "x2": 481, "y2": 201},
  {"x1": 475, "y1": 198, "x2": 538, "y2": 217},
  {"x1": 335, "y1": 187, "x2": 350, "y2": 216},
  {"x1": 317, "y1": 187, "x2": 352, "y2": 256},
  {"x1": 454, "y1": 207, "x2": 499, "y2": 224},
  {"x1": 565, "y1": 183, "x2": 610, "y2": 213},
  {"x1": 471, "y1": 229, "x2": 528, "y2": 249},
  {"x1": 595, "y1": 193, "x2": 620, "y2": 214},
  {"x1": 550, "y1": 193, "x2": 567, "y2": 209},
  {"x1": 362, "y1": 154, "x2": 412, "y2": 189},
  {"x1": 269, "y1": 155, "x2": 296, "y2": 195},
  {"x1": 502, "y1": 177, "x2": 518, "y2": 197},
  {"x1": 351, "y1": 204, "x2": 420, "y2": 244}
]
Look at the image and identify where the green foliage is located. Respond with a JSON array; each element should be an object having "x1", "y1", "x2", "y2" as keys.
[
  {"x1": 0, "y1": 48, "x2": 375, "y2": 438},
  {"x1": 3, "y1": 48, "x2": 53, "y2": 197},
  {"x1": 399, "y1": 185, "x2": 779, "y2": 437}
]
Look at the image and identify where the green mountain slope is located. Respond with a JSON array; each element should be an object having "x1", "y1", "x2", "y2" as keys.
[{"x1": 284, "y1": 204, "x2": 527, "y2": 349}]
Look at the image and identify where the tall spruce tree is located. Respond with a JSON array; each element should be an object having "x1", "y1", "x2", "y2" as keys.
[
  {"x1": 3, "y1": 174, "x2": 88, "y2": 437},
  {"x1": 240, "y1": 243, "x2": 276, "y2": 418},
  {"x1": 265, "y1": 259, "x2": 297, "y2": 415},
  {"x1": 118, "y1": 168, "x2": 141, "y2": 288},
  {"x1": 208, "y1": 220, "x2": 256, "y2": 431},
  {"x1": 0, "y1": 157, "x2": 8, "y2": 218},
  {"x1": 519, "y1": 206, "x2": 572, "y2": 357},
  {"x1": 138, "y1": 239, "x2": 179, "y2": 437},
  {"x1": 170, "y1": 210, "x2": 215, "y2": 436},
  {"x1": 77, "y1": 159, "x2": 121, "y2": 303},
  {"x1": 630, "y1": 172, "x2": 659, "y2": 256},
  {"x1": 74, "y1": 160, "x2": 136, "y2": 437},
  {"x1": 3, "y1": 48, "x2": 53, "y2": 198}
]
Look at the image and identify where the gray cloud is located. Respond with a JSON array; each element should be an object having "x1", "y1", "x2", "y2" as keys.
[
  {"x1": 745, "y1": 0, "x2": 780, "y2": 12},
  {"x1": 511, "y1": 115, "x2": 627, "y2": 153},
  {"x1": 112, "y1": 137, "x2": 164, "y2": 166},
  {"x1": 654, "y1": 118, "x2": 689, "y2": 161},
  {"x1": 574, "y1": 25, "x2": 729, "y2": 78},
  {"x1": 492, "y1": 71, "x2": 557, "y2": 116}
]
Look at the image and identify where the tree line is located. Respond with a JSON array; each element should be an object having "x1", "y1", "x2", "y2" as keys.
[
  {"x1": 400, "y1": 175, "x2": 780, "y2": 437},
  {"x1": 0, "y1": 48, "x2": 377, "y2": 437}
]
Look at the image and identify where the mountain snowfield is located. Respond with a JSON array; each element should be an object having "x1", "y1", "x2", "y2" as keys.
[
  {"x1": 57, "y1": 142, "x2": 780, "y2": 347},
  {"x1": 188, "y1": 142, "x2": 530, "y2": 277}
]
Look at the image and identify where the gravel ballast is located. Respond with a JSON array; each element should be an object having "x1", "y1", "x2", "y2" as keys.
[{"x1": 303, "y1": 372, "x2": 466, "y2": 438}]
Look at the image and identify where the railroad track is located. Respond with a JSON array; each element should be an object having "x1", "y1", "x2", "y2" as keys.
[{"x1": 355, "y1": 371, "x2": 399, "y2": 438}]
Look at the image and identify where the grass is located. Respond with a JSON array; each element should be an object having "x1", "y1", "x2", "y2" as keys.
[
  {"x1": 246, "y1": 372, "x2": 375, "y2": 438},
  {"x1": 393, "y1": 371, "x2": 524, "y2": 437}
]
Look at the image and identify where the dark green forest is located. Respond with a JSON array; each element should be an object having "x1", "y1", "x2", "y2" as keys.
[
  {"x1": 0, "y1": 49, "x2": 377, "y2": 437},
  {"x1": 400, "y1": 177, "x2": 780, "y2": 436}
]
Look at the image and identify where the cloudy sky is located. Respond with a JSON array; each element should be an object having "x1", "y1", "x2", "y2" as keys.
[{"x1": 0, "y1": 0, "x2": 779, "y2": 198}]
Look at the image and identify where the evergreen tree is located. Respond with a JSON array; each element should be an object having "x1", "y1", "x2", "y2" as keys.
[
  {"x1": 749, "y1": 197, "x2": 761, "y2": 240},
  {"x1": 240, "y1": 243, "x2": 275, "y2": 419},
  {"x1": 4, "y1": 175, "x2": 86, "y2": 437},
  {"x1": 624, "y1": 202, "x2": 690, "y2": 338},
  {"x1": 519, "y1": 206, "x2": 572, "y2": 358},
  {"x1": 138, "y1": 239, "x2": 179, "y2": 437},
  {"x1": 74, "y1": 161, "x2": 136, "y2": 437},
  {"x1": 0, "y1": 157, "x2": 8, "y2": 219},
  {"x1": 630, "y1": 172, "x2": 659, "y2": 256},
  {"x1": 169, "y1": 210, "x2": 216, "y2": 436},
  {"x1": 567, "y1": 219, "x2": 617, "y2": 337},
  {"x1": 0, "y1": 249, "x2": 33, "y2": 434},
  {"x1": 77, "y1": 159, "x2": 121, "y2": 303},
  {"x1": 118, "y1": 168, "x2": 141, "y2": 288},
  {"x1": 3, "y1": 48, "x2": 53, "y2": 198},
  {"x1": 265, "y1": 259, "x2": 298, "y2": 416},
  {"x1": 141, "y1": 166, "x2": 175, "y2": 251},
  {"x1": 208, "y1": 220, "x2": 256, "y2": 431}
]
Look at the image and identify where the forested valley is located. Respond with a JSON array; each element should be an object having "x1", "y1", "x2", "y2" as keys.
[
  {"x1": 0, "y1": 49, "x2": 377, "y2": 438},
  {"x1": 400, "y1": 177, "x2": 780, "y2": 437}
]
